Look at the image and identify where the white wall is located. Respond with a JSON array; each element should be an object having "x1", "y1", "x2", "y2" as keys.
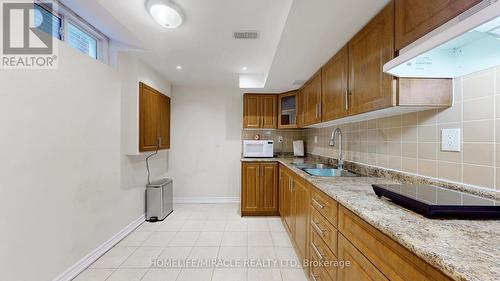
[
  {"x1": 168, "y1": 86, "x2": 243, "y2": 202},
  {"x1": 0, "y1": 42, "x2": 170, "y2": 281}
]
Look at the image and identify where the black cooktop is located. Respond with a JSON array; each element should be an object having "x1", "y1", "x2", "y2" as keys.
[{"x1": 372, "y1": 184, "x2": 500, "y2": 219}]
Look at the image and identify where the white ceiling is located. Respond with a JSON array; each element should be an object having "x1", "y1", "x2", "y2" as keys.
[{"x1": 72, "y1": 0, "x2": 390, "y2": 92}]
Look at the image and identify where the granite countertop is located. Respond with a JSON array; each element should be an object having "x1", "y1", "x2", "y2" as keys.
[{"x1": 241, "y1": 157, "x2": 500, "y2": 281}]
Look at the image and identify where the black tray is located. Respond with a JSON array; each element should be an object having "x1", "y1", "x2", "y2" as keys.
[{"x1": 372, "y1": 184, "x2": 500, "y2": 219}]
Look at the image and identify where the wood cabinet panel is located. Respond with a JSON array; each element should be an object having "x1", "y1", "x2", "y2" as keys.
[
  {"x1": 261, "y1": 95, "x2": 278, "y2": 128},
  {"x1": 243, "y1": 94, "x2": 261, "y2": 128},
  {"x1": 322, "y1": 45, "x2": 349, "y2": 122},
  {"x1": 303, "y1": 72, "x2": 322, "y2": 126},
  {"x1": 349, "y1": 2, "x2": 395, "y2": 116},
  {"x1": 243, "y1": 94, "x2": 277, "y2": 128},
  {"x1": 241, "y1": 162, "x2": 260, "y2": 212},
  {"x1": 311, "y1": 188, "x2": 339, "y2": 227},
  {"x1": 139, "y1": 82, "x2": 170, "y2": 152},
  {"x1": 311, "y1": 207, "x2": 338, "y2": 256},
  {"x1": 283, "y1": 168, "x2": 295, "y2": 236},
  {"x1": 395, "y1": 0, "x2": 481, "y2": 51},
  {"x1": 338, "y1": 234, "x2": 389, "y2": 281},
  {"x1": 261, "y1": 163, "x2": 278, "y2": 212},
  {"x1": 297, "y1": 89, "x2": 305, "y2": 128},
  {"x1": 278, "y1": 91, "x2": 299, "y2": 128},
  {"x1": 241, "y1": 162, "x2": 279, "y2": 215},
  {"x1": 311, "y1": 229, "x2": 338, "y2": 281},
  {"x1": 338, "y1": 206, "x2": 453, "y2": 281},
  {"x1": 397, "y1": 78, "x2": 453, "y2": 106},
  {"x1": 293, "y1": 177, "x2": 310, "y2": 261}
]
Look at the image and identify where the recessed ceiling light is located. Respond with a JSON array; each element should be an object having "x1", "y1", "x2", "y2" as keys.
[
  {"x1": 176, "y1": 65, "x2": 182, "y2": 70},
  {"x1": 146, "y1": 0, "x2": 184, "y2": 29},
  {"x1": 241, "y1": 66, "x2": 248, "y2": 71}
]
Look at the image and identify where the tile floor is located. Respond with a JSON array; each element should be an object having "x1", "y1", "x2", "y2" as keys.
[{"x1": 74, "y1": 203, "x2": 308, "y2": 281}]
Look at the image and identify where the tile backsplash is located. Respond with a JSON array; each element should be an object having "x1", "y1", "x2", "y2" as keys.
[{"x1": 305, "y1": 67, "x2": 500, "y2": 191}]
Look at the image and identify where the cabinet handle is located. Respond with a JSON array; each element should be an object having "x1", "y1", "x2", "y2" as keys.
[
  {"x1": 311, "y1": 220, "x2": 325, "y2": 236},
  {"x1": 345, "y1": 89, "x2": 349, "y2": 111},
  {"x1": 310, "y1": 242, "x2": 324, "y2": 260},
  {"x1": 312, "y1": 198, "x2": 325, "y2": 209},
  {"x1": 311, "y1": 274, "x2": 320, "y2": 281}
]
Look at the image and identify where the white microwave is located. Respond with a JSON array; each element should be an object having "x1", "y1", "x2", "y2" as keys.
[{"x1": 243, "y1": 140, "x2": 274, "y2": 158}]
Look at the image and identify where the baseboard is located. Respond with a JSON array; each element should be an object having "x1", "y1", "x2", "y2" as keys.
[
  {"x1": 174, "y1": 197, "x2": 240, "y2": 203},
  {"x1": 53, "y1": 214, "x2": 145, "y2": 281}
]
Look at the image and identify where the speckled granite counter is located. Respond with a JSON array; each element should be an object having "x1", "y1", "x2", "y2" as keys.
[{"x1": 241, "y1": 157, "x2": 500, "y2": 281}]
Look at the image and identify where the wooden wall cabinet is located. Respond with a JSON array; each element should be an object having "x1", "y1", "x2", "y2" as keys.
[
  {"x1": 278, "y1": 91, "x2": 299, "y2": 128},
  {"x1": 322, "y1": 45, "x2": 349, "y2": 122},
  {"x1": 139, "y1": 82, "x2": 170, "y2": 152},
  {"x1": 395, "y1": 0, "x2": 481, "y2": 51},
  {"x1": 241, "y1": 162, "x2": 279, "y2": 215},
  {"x1": 243, "y1": 94, "x2": 277, "y2": 129},
  {"x1": 302, "y1": 71, "x2": 322, "y2": 126}
]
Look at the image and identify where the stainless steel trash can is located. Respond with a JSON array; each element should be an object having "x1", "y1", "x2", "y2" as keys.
[{"x1": 146, "y1": 178, "x2": 173, "y2": 222}]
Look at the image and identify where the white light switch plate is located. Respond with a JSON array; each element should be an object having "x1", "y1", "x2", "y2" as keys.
[{"x1": 441, "y1": 128, "x2": 461, "y2": 152}]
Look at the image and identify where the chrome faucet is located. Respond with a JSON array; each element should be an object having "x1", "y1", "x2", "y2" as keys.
[{"x1": 329, "y1": 128, "x2": 343, "y2": 170}]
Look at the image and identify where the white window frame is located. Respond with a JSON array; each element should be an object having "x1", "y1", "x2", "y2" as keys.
[{"x1": 35, "y1": 0, "x2": 109, "y2": 64}]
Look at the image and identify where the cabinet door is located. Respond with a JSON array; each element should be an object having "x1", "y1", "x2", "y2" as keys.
[
  {"x1": 243, "y1": 95, "x2": 261, "y2": 128},
  {"x1": 157, "y1": 93, "x2": 171, "y2": 150},
  {"x1": 139, "y1": 83, "x2": 159, "y2": 152},
  {"x1": 322, "y1": 45, "x2": 349, "y2": 122},
  {"x1": 283, "y1": 170, "x2": 295, "y2": 236},
  {"x1": 395, "y1": 0, "x2": 481, "y2": 51},
  {"x1": 349, "y1": 2, "x2": 394, "y2": 116},
  {"x1": 304, "y1": 72, "x2": 322, "y2": 125},
  {"x1": 261, "y1": 95, "x2": 278, "y2": 128},
  {"x1": 293, "y1": 178, "x2": 310, "y2": 262},
  {"x1": 260, "y1": 163, "x2": 278, "y2": 212},
  {"x1": 278, "y1": 91, "x2": 298, "y2": 128},
  {"x1": 297, "y1": 89, "x2": 305, "y2": 128},
  {"x1": 241, "y1": 162, "x2": 260, "y2": 212},
  {"x1": 338, "y1": 234, "x2": 389, "y2": 281},
  {"x1": 279, "y1": 167, "x2": 284, "y2": 217}
]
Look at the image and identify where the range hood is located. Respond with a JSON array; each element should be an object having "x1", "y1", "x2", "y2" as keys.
[{"x1": 384, "y1": 0, "x2": 500, "y2": 78}]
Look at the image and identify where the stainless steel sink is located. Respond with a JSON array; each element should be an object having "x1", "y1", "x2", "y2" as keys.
[
  {"x1": 302, "y1": 168, "x2": 359, "y2": 177},
  {"x1": 292, "y1": 163, "x2": 335, "y2": 169}
]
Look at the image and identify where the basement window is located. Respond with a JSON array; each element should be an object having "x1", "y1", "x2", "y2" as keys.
[{"x1": 34, "y1": 1, "x2": 109, "y2": 63}]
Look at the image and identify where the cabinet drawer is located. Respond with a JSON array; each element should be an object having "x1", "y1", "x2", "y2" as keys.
[
  {"x1": 338, "y1": 206, "x2": 453, "y2": 281},
  {"x1": 310, "y1": 252, "x2": 335, "y2": 281},
  {"x1": 310, "y1": 229, "x2": 337, "y2": 281},
  {"x1": 311, "y1": 188, "x2": 338, "y2": 226},
  {"x1": 311, "y1": 207, "x2": 338, "y2": 256}
]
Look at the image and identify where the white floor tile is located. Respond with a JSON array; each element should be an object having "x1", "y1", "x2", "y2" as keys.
[
  {"x1": 275, "y1": 247, "x2": 301, "y2": 268},
  {"x1": 212, "y1": 268, "x2": 247, "y2": 281},
  {"x1": 248, "y1": 268, "x2": 282, "y2": 281},
  {"x1": 168, "y1": 231, "x2": 200, "y2": 246},
  {"x1": 72, "y1": 268, "x2": 114, "y2": 281},
  {"x1": 89, "y1": 247, "x2": 137, "y2": 269},
  {"x1": 202, "y1": 221, "x2": 227, "y2": 232},
  {"x1": 280, "y1": 268, "x2": 308, "y2": 281},
  {"x1": 155, "y1": 221, "x2": 185, "y2": 232},
  {"x1": 140, "y1": 268, "x2": 181, "y2": 281},
  {"x1": 176, "y1": 268, "x2": 214, "y2": 281},
  {"x1": 121, "y1": 247, "x2": 163, "y2": 268},
  {"x1": 225, "y1": 221, "x2": 248, "y2": 232},
  {"x1": 156, "y1": 247, "x2": 192, "y2": 268},
  {"x1": 247, "y1": 220, "x2": 270, "y2": 232},
  {"x1": 117, "y1": 231, "x2": 152, "y2": 247},
  {"x1": 221, "y1": 232, "x2": 247, "y2": 246},
  {"x1": 271, "y1": 232, "x2": 293, "y2": 247},
  {"x1": 141, "y1": 232, "x2": 176, "y2": 247},
  {"x1": 188, "y1": 246, "x2": 220, "y2": 261},
  {"x1": 180, "y1": 220, "x2": 207, "y2": 231},
  {"x1": 248, "y1": 232, "x2": 273, "y2": 247},
  {"x1": 268, "y1": 221, "x2": 286, "y2": 232},
  {"x1": 217, "y1": 247, "x2": 247, "y2": 261},
  {"x1": 248, "y1": 247, "x2": 277, "y2": 260},
  {"x1": 105, "y1": 268, "x2": 147, "y2": 281},
  {"x1": 195, "y1": 231, "x2": 223, "y2": 246}
]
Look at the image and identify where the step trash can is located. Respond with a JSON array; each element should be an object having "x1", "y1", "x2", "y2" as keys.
[{"x1": 146, "y1": 178, "x2": 173, "y2": 222}]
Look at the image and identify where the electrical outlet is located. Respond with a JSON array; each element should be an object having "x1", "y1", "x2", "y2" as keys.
[
  {"x1": 314, "y1": 136, "x2": 318, "y2": 144},
  {"x1": 441, "y1": 128, "x2": 461, "y2": 152},
  {"x1": 277, "y1": 136, "x2": 283, "y2": 143}
]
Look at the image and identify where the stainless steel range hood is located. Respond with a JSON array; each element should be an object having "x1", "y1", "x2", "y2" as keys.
[{"x1": 384, "y1": 0, "x2": 500, "y2": 78}]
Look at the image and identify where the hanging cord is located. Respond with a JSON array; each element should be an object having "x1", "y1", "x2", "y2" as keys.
[{"x1": 146, "y1": 138, "x2": 161, "y2": 185}]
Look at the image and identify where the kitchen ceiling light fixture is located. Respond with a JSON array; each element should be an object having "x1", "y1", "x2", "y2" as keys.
[
  {"x1": 241, "y1": 66, "x2": 248, "y2": 71},
  {"x1": 146, "y1": 0, "x2": 184, "y2": 29},
  {"x1": 176, "y1": 65, "x2": 182, "y2": 70}
]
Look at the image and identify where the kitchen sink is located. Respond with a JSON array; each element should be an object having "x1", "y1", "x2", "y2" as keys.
[
  {"x1": 292, "y1": 163, "x2": 335, "y2": 169},
  {"x1": 302, "y1": 168, "x2": 359, "y2": 177}
]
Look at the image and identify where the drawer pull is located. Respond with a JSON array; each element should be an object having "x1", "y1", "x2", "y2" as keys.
[
  {"x1": 311, "y1": 220, "x2": 325, "y2": 236},
  {"x1": 311, "y1": 274, "x2": 320, "y2": 281},
  {"x1": 312, "y1": 198, "x2": 325, "y2": 209},
  {"x1": 310, "y1": 242, "x2": 324, "y2": 260}
]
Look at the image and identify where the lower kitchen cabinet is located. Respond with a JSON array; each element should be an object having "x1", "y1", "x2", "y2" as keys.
[{"x1": 241, "y1": 162, "x2": 278, "y2": 216}]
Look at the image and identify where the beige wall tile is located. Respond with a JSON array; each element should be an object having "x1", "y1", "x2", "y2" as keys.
[
  {"x1": 437, "y1": 104, "x2": 461, "y2": 124},
  {"x1": 402, "y1": 112, "x2": 418, "y2": 127},
  {"x1": 418, "y1": 109, "x2": 438, "y2": 125},
  {"x1": 496, "y1": 120, "x2": 500, "y2": 143},
  {"x1": 418, "y1": 125, "x2": 437, "y2": 142},
  {"x1": 463, "y1": 143, "x2": 494, "y2": 166},
  {"x1": 388, "y1": 156, "x2": 402, "y2": 170},
  {"x1": 402, "y1": 142, "x2": 418, "y2": 158},
  {"x1": 367, "y1": 119, "x2": 378, "y2": 129},
  {"x1": 376, "y1": 154, "x2": 388, "y2": 168},
  {"x1": 462, "y1": 120, "x2": 494, "y2": 143},
  {"x1": 496, "y1": 96, "x2": 500, "y2": 119},
  {"x1": 463, "y1": 96, "x2": 494, "y2": 121},
  {"x1": 402, "y1": 158, "x2": 418, "y2": 174},
  {"x1": 497, "y1": 168, "x2": 500, "y2": 190},
  {"x1": 497, "y1": 144, "x2": 500, "y2": 165},
  {"x1": 418, "y1": 160, "x2": 437, "y2": 178},
  {"x1": 401, "y1": 126, "x2": 417, "y2": 142},
  {"x1": 452, "y1": 78, "x2": 462, "y2": 102},
  {"x1": 463, "y1": 164, "x2": 494, "y2": 189},
  {"x1": 462, "y1": 69, "x2": 495, "y2": 100},
  {"x1": 437, "y1": 188, "x2": 461, "y2": 204},
  {"x1": 437, "y1": 161, "x2": 462, "y2": 183},
  {"x1": 386, "y1": 128, "x2": 402, "y2": 142},
  {"x1": 437, "y1": 149, "x2": 462, "y2": 163},
  {"x1": 462, "y1": 194, "x2": 495, "y2": 206},
  {"x1": 388, "y1": 142, "x2": 402, "y2": 156},
  {"x1": 418, "y1": 143, "x2": 437, "y2": 160}
]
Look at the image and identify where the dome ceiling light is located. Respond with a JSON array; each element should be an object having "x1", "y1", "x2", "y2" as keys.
[{"x1": 146, "y1": 0, "x2": 184, "y2": 29}]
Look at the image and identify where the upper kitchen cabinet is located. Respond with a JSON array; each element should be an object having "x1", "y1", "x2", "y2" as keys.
[
  {"x1": 302, "y1": 71, "x2": 322, "y2": 126},
  {"x1": 243, "y1": 94, "x2": 277, "y2": 129},
  {"x1": 322, "y1": 45, "x2": 349, "y2": 122},
  {"x1": 139, "y1": 82, "x2": 171, "y2": 152},
  {"x1": 278, "y1": 90, "x2": 299, "y2": 129},
  {"x1": 349, "y1": 2, "x2": 395, "y2": 116},
  {"x1": 395, "y1": 0, "x2": 481, "y2": 51}
]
